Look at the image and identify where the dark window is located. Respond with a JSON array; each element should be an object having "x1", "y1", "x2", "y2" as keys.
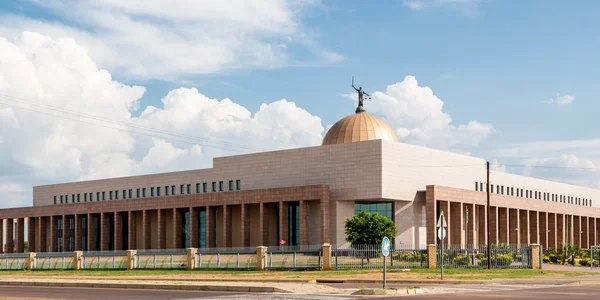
[
  {"x1": 54, "y1": 196, "x2": 57, "y2": 205},
  {"x1": 136, "y1": 189, "x2": 140, "y2": 198},
  {"x1": 72, "y1": 194, "x2": 75, "y2": 203},
  {"x1": 157, "y1": 186, "x2": 161, "y2": 197},
  {"x1": 219, "y1": 181, "x2": 223, "y2": 192},
  {"x1": 102, "y1": 192, "x2": 106, "y2": 201},
  {"x1": 229, "y1": 180, "x2": 233, "y2": 191},
  {"x1": 180, "y1": 185, "x2": 185, "y2": 195},
  {"x1": 203, "y1": 183, "x2": 207, "y2": 193},
  {"x1": 212, "y1": 182, "x2": 216, "y2": 192},
  {"x1": 171, "y1": 185, "x2": 175, "y2": 195},
  {"x1": 491, "y1": 185, "x2": 494, "y2": 193},
  {"x1": 196, "y1": 183, "x2": 200, "y2": 193},
  {"x1": 187, "y1": 184, "x2": 191, "y2": 194},
  {"x1": 110, "y1": 191, "x2": 113, "y2": 200},
  {"x1": 84, "y1": 193, "x2": 88, "y2": 202},
  {"x1": 475, "y1": 182, "x2": 478, "y2": 191},
  {"x1": 89, "y1": 193, "x2": 93, "y2": 201},
  {"x1": 236, "y1": 180, "x2": 241, "y2": 190},
  {"x1": 354, "y1": 202, "x2": 393, "y2": 221},
  {"x1": 115, "y1": 190, "x2": 118, "y2": 200},
  {"x1": 151, "y1": 187, "x2": 155, "y2": 197},
  {"x1": 479, "y1": 182, "x2": 483, "y2": 191},
  {"x1": 123, "y1": 190, "x2": 126, "y2": 199},
  {"x1": 77, "y1": 194, "x2": 80, "y2": 203},
  {"x1": 128, "y1": 189, "x2": 132, "y2": 199},
  {"x1": 166, "y1": 186, "x2": 170, "y2": 196},
  {"x1": 142, "y1": 188, "x2": 146, "y2": 198}
]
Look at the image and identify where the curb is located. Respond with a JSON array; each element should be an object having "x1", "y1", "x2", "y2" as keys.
[{"x1": 0, "y1": 280, "x2": 294, "y2": 293}]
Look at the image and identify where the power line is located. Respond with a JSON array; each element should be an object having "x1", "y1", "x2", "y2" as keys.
[{"x1": 494, "y1": 164, "x2": 600, "y2": 171}]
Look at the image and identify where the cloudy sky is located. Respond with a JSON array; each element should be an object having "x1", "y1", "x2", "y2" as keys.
[{"x1": 1, "y1": 0, "x2": 600, "y2": 208}]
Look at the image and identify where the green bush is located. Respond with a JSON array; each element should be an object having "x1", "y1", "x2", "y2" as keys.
[
  {"x1": 543, "y1": 255, "x2": 550, "y2": 263},
  {"x1": 549, "y1": 254, "x2": 560, "y2": 263},
  {"x1": 515, "y1": 254, "x2": 522, "y2": 262},
  {"x1": 544, "y1": 247, "x2": 557, "y2": 256},
  {"x1": 394, "y1": 253, "x2": 415, "y2": 261},
  {"x1": 579, "y1": 258, "x2": 590, "y2": 266},
  {"x1": 452, "y1": 255, "x2": 473, "y2": 266},
  {"x1": 479, "y1": 254, "x2": 514, "y2": 267}
]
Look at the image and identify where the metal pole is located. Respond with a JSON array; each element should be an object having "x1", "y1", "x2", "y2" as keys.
[
  {"x1": 383, "y1": 254, "x2": 387, "y2": 289},
  {"x1": 441, "y1": 241, "x2": 444, "y2": 280},
  {"x1": 487, "y1": 161, "x2": 491, "y2": 270}
]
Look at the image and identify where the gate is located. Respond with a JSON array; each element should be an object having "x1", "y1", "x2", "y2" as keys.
[{"x1": 591, "y1": 246, "x2": 600, "y2": 269}]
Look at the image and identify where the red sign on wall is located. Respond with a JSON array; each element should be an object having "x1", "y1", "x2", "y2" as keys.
[{"x1": 279, "y1": 239, "x2": 286, "y2": 245}]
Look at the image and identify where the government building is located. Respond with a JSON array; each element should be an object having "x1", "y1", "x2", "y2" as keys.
[{"x1": 1, "y1": 105, "x2": 600, "y2": 253}]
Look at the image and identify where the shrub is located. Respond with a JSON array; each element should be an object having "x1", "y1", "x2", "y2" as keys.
[
  {"x1": 549, "y1": 254, "x2": 560, "y2": 263},
  {"x1": 479, "y1": 254, "x2": 514, "y2": 267},
  {"x1": 394, "y1": 253, "x2": 415, "y2": 261},
  {"x1": 543, "y1": 256, "x2": 550, "y2": 263},
  {"x1": 515, "y1": 254, "x2": 522, "y2": 262},
  {"x1": 452, "y1": 255, "x2": 473, "y2": 266},
  {"x1": 579, "y1": 258, "x2": 590, "y2": 266},
  {"x1": 544, "y1": 247, "x2": 556, "y2": 256}
]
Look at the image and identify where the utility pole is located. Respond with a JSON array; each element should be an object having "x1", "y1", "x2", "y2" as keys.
[{"x1": 486, "y1": 161, "x2": 491, "y2": 269}]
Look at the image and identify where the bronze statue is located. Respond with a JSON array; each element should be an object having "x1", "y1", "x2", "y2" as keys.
[{"x1": 352, "y1": 76, "x2": 369, "y2": 113}]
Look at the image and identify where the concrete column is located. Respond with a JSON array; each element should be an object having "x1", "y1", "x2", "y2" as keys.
[
  {"x1": 73, "y1": 251, "x2": 83, "y2": 270},
  {"x1": 531, "y1": 244, "x2": 541, "y2": 270},
  {"x1": 509, "y1": 209, "x2": 519, "y2": 245},
  {"x1": 157, "y1": 209, "x2": 166, "y2": 249},
  {"x1": 186, "y1": 248, "x2": 196, "y2": 270},
  {"x1": 519, "y1": 210, "x2": 529, "y2": 245},
  {"x1": 0, "y1": 220, "x2": 3, "y2": 254},
  {"x1": 557, "y1": 214, "x2": 564, "y2": 248},
  {"x1": 425, "y1": 187, "x2": 436, "y2": 245},
  {"x1": 142, "y1": 210, "x2": 151, "y2": 250},
  {"x1": 539, "y1": 212, "x2": 548, "y2": 249},
  {"x1": 529, "y1": 211, "x2": 539, "y2": 244},
  {"x1": 206, "y1": 206, "x2": 215, "y2": 248},
  {"x1": 592, "y1": 218, "x2": 597, "y2": 247},
  {"x1": 115, "y1": 212, "x2": 123, "y2": 251},
  {"x1": 127, "y1": 250, "x2": 137, "y2": 270},
  {"x1": 189, "y1": 207, "x2": 198, "y2": 248},
  {"x1": 259, "y1": 203, "x2": 266, "y2": 246},
  {"x1": 173, "y1": 208, "x2": 183, "y2": 249},
  {"x1": 490, "y1": 206, "x2": 498, "y2": 245},
  {"x1": 240, "y1": 204, "x2": 250, "y2": 247},
  {"x1": 466, "y1": 204, "x2": 476, "y2": 247},
  {"x1": 549, "y1": 213, "x2": 556, "y2": 249},
  {"x1": 256, "y1": 246, "x2": 267, "y2": 270},
  {"x1": 582, "y1": 217, "x2": 589, "y2": 249},
  {"x1": 87, "y1": 214, "x2": 97, "y2": 251},
  {"x1": 6, "y1": 219, "x2": 14, "y2": 253},
  {"x1": 279, "y1": 201, "x2": 289, "y2": 245},
  {"x1": 300, "y1": 200, "x2": 309, "y2": 246},
  {"x1": 62, "y1": 215, "x2": 71, "y2": 252},
  {"x1": 321, "y1": 244, "x2": 332, "y2": 271},
  {"x1": 450, "y1": 202, "x2": 463, "y2": 247},
  {"x1": 37, "y1": 217, "x2": 46, "y2": 253},
  {"x1": 74, "y1": 215, "x2": 83, "y2": 251},
  {"x1": 50, "y1": 216, "x2": 59, "y2": 252},
  {"x1": 568, "y1": 215, "x2": 574, "y2": 245},
  {"x1": 28, "y1": 217, "x2": 36, "y2": 253},
  {"x1": 427, "y1": 244, "x2": 437, "y2": 269},
  {"x1": 319, "y1": 188, "x2": 330, "y2": 245},
  {"x1": 223, "y1": 205, "x2": 232, "y2": 248},
  {"x1": 574, "y1": 216, "x2": 581, "y2": 247},
  {"x1": 128, "y1": 211, "x2": 137, "y2": 250},
  {"x1": 499, "y1": 208, "x2": 509, "y2": 244},
  {"x1": 477, "y1": 205, "x2": 487, "y2": 246},
  {"x1": 439, "y1": 201, "x2": 451, "y2": 246},
  {"x1": 100, "y1": 213, "x2": 109, "y2": 251},
  {"x1": 16, "y1": 218, "x2": 24, "y2": 253},
  {"x1": 27, "y1": 253, "x2": 36, "y2": 270}
]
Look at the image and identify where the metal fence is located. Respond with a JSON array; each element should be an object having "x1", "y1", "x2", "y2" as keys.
[
  {"x1": 438, "y1": 244, "x2": 532, "y2": 269},
  {"x1": 136, "y1": 249, "x2": 187, "y2": 269},
  {"x1": 591, "y1": 246, "x2": 600, "y2": 269},
  {"x1": 0, "y1": 253, "x2": 28, "y2": 270},
  {"x1": 82, "y1": 251, "x2": 128, "y2": 269},
  {"x1": 332, "y1": 244, "x2": 428, "y2": 269},
  {"x1": 35, "y1": 252, "x2": 73, "y2": 270},
  {"x1": 196, "y1": 247, "x2": 256, "y2": 269},
  {"x1": 266, "y1": 245, "x2": 322, "y2": 270}
]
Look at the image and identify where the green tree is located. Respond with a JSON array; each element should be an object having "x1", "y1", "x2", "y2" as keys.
[{"x1": 344, "y1": 211, "x2": 397, "y2": 245}]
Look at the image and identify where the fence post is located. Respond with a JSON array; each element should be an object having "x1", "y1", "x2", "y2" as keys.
[
  {"x1": 27, "y1": 252, "x2": 36, "y2": 270},
  {"x1": 427, "y1": 244, "x2": 437, "y2": 269},
  {"x1": 530, "y1": 244, "x2": 540, "y2": 270},
  {"x1": 256, "y1": 246, "x2": 267, "y2": 270},
  {"x1": 73, "y1": 251, "x2": 83, "y2": 270},
  {"x1": 321, "y1": 243, "x2": 332, "y2": 271},
  {"x1": 186, "y1": 248, "x2": 196, "y2": 270},
  {"x1": 127, "y1": 250, "x2": 137, "y2": 270}
]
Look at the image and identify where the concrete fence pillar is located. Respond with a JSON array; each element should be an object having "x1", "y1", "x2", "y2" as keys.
[
  {"x1": 127, "y1": 250, "x2": 137, "y2": 270},
  {"x1": 256, "y1": 246, "x2": 267, "y2": 270},
  {"x1": 73, "y1": 251, "x2": 83, "y2": 270},
  {"x1": 427, "y1": 244, "x2": 437, "y2": 269},
  {"x1": 186, "y1": 248, "x2": 197, "y2": 270},
  {"x1": 27, "y1": 252, "x2": 36, "y2": 270},
  {"x1": 321, "y1": 243, "x2": 332, "y2": 271},
  {"x1": 531, "y1": 244, "x2": 540, "y2": 270}
]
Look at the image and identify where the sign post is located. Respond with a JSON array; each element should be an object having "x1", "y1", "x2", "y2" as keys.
[
  {"x1": 381, "y1": 236, "x2": 390, "y2": 289},
  {"x1": 437, "y1": 211, "x2": 447, "y2": 280}
]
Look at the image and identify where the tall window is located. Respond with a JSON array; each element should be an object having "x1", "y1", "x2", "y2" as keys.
[
  {"x1": 157, "y1": 186, "x2": 161, "y2": 197},
  {"x1": 199, "y1": 209, "x2": 207, "y2": 248},
  {"x1": 203, "y1": 183, "x2": 208, "y2": 193},
  {"x1": 115, "y1": 190, "x2": 118, "y2": 200},
  {"x1": 354, "y1": 202, "x2": 393, "y2": 221},
  {"x1": 288, "y1": 202, "x2": 300, "y2": 246},
  {"x1": 89, "y1": 193, "x2": 93, "y2": 201},
  {"x1": 54, "y1": 196, "x2": 57, "y2": 205},
  {"x1": 72, "y1": 194, "x2": 75, "y2": 203},
  {"x1": 187, "y1": 184, "x2": 191, "y2": 194},
  {"x1": 171, "y1": 185, "x2": 175, "y2": 195},
  {"x1": 166, "y1": 186, "x2": 170, "y2": 196},
  {"x1": 229, "y1": 180, "x2": 233, "y2": 191},
  {"x1": 102, "y1": 192, "x2": 106, "y2": 201},
  {"x1": 151, "y1": 187, "x2": 155, "y2": 197},
  {"x1": 236, "y1": 180, "x2": 241, "y2": 190},
  {"x1": 219, "y1": 181, "x2": 223, "y2": 192},
  {"x1": 128, "y1": 189, "x2": 132, "y2": 199},
  {"x1": 97, "y1": 192, "x2": 100, "y2": 201},
  {"x1": 180, "y1": 185, "x2": 185, "y2": 195},
  {"x1": 136, "y1": 189, "x2": 140, "y2": 198},
  {"x1": 196, "y1": 183, "x2": 200, "y2": 194},
  {"x1": 142, "y1": 188, "x2": 146, "y2": 197},
  {"x1": 60, "y1": 195, "x2": 63, "y2": 204},
  {"x1": 212, "y1": 182, "x2": 216, "y2": 192},
  {"x1": 77, "y1": 194, "x2": 80, "y2": 202},
  {"x1": 123, "y1": 190, "x2": 126, "y2": 199},
  {"x1": 110, "y1": 191, "x2": 113, "y2": 200}
]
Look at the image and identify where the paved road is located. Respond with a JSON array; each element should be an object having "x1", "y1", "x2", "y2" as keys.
[
  {"x1": 365, "y1": 285, "x2": 600, "y2": 299},
  {"x1": 0, "y1": 286, "x2": 236, "y2": 299}
]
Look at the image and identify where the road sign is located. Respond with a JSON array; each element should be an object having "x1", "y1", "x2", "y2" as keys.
[
  {"x1": 437, "y1": 212, "x2": 447, "y2": 241},
  {"x1": 279, "y1": 239, "x2": 286, "y2": 245},
  {"x1": 436, "y1": 211, "x2": 447, "y2": 228},
  {"x1": 437, "y1": 227, "x2": 446, "y2": 241},
  {"x1": 381, "y1": 236, "x2": 390, "y2": 257}
]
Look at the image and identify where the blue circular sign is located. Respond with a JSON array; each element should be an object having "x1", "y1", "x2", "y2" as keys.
[{"x1": 381, "y1": 236, "x2": 391, "y2": 257}]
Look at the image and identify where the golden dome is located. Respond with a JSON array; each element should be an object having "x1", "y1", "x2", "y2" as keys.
[{"x1": 322, "y1": 112, "x2": 400, "y2": 145}]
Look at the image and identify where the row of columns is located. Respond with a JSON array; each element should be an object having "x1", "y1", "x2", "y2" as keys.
[
  {"x1": 2, "y1": 200, "x2": 314, "y2": 253},
  {"x1": 437, "y1": 201, "x2": 599, "y2": 249}
]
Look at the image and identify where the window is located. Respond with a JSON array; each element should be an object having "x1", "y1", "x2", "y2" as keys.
[
  {"x1": 236, "y1": 180, "x2": 241, "y2": 190},
  {"x1": 115, "y1": 190, "x2": 118, "y2": 200},
  {"x1": 77, "y1": 194, "x2": 80, "y2": 203},
  {"x1": 171, "y1": 185, "x2": 175, "y2": 195},
  {"x1": 229, "y1": 180, "x2": 234, "y2": 191},
  {"x1": 84, "y1": 193, "x2": 88, "y2": 202},
  {"x1": 180, "y1": 185, "x2": 184, "y2": 195},
  {"x1": 89, "y1": 193, "x2": 93, "y2": 201},
  {"x1": 97, "y1": 192, "x2": 100, "y2": 201},
  {"x1": 54, "y1": 196, "x2": 57, "y2": 205},
  {"x1": 157, "y1": 186, "x2": 161, "y2": 197},
  {"x1": 110, "y1": 191, "x2": 113, "y2": 200},
  {"x1": 166, "y1": 186, "x2": 170, "y2": 196},
  {"x1": 123, "y1": 190, "x2": 126, "y2": 199},
  {"x1": 203, "y1": 183, "x2": 208, "y2": 193},
  {"x1": 60, "y1": 195, "x2": 63, "y2": 204},
  {"x1": 72, "y1": 194, "x2": 75, "y2": 203},
  {"x1": 354, "y1": 202, "x2": 393, "y2": 221},
  {"x1": 212, "y1": 182, "x2": 216, "y2": 192},
  {"x1": 136, "y1": 189, "x2": 140, "y2": 198},
  {"x1": 151, "y1": 187, "x2": 155, "y2": 197},
  {"x1": 219, "y1": 181, "x2": 223, "y2": 192},
  {"x1": 102, "y1": 192, "x2": 106, "y2": 200},
  {"x1": 128, "y1": 189, "x2": 132, "y2": 199},
  {"x1": 187, "y1": 184, "x2": 191, "y2": 194},
  {"x1": 143, "y1": 188, "x2": 147, "y2": 197},
  {"x1": 479, "y1": 182, "x2": 483, "y2": 191},
  {"x1": 491, "y1": 184, "x2": 494, "y2": 193},
  {"x1": 475, "y1": 182, "x2": 478, "y2": 191},
  {"x1": 196, "y1": 183, "x2": 200, "y2": 194}
]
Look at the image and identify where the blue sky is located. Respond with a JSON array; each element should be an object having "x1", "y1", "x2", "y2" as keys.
[{"x1": 1, "y1": 0, "x2": 600, "y2": 206}]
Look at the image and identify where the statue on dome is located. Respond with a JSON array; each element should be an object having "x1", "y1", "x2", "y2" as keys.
[{"x1": 352, "y1": 76, "x2": 370, "y2": 113}]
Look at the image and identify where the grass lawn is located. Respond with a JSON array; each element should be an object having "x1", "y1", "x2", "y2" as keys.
[{"x1": 0, "y1": 268, "x2": 594, "y2": 281}]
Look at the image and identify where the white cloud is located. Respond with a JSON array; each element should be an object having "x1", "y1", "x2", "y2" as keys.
[
  {"x1": 0, "y1": 180, "x2": 28, "y2": 208},
  {"x1": 0, "y1": 32, "x2": 325, "y2": 206},
  {"x1": 545, "y1": 93, "x2": 575, "y2": 105},
  {"x1": 356, "y1": 75, "x2": 494, "y2": 151},
  {"x1": 0, "y1": 0, "x2": 340, "y2": 80},
  {"x1": 403, "y1": 0, "x2": 484, "y2": 16}
]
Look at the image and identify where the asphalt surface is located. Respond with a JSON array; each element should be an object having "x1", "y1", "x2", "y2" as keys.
[
  {"x1": 0, "y1": 286, "x2": 236, "y2": 299},
  {"x1": 365, "y1": 285, "x2": 600, "y2": 299}
]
